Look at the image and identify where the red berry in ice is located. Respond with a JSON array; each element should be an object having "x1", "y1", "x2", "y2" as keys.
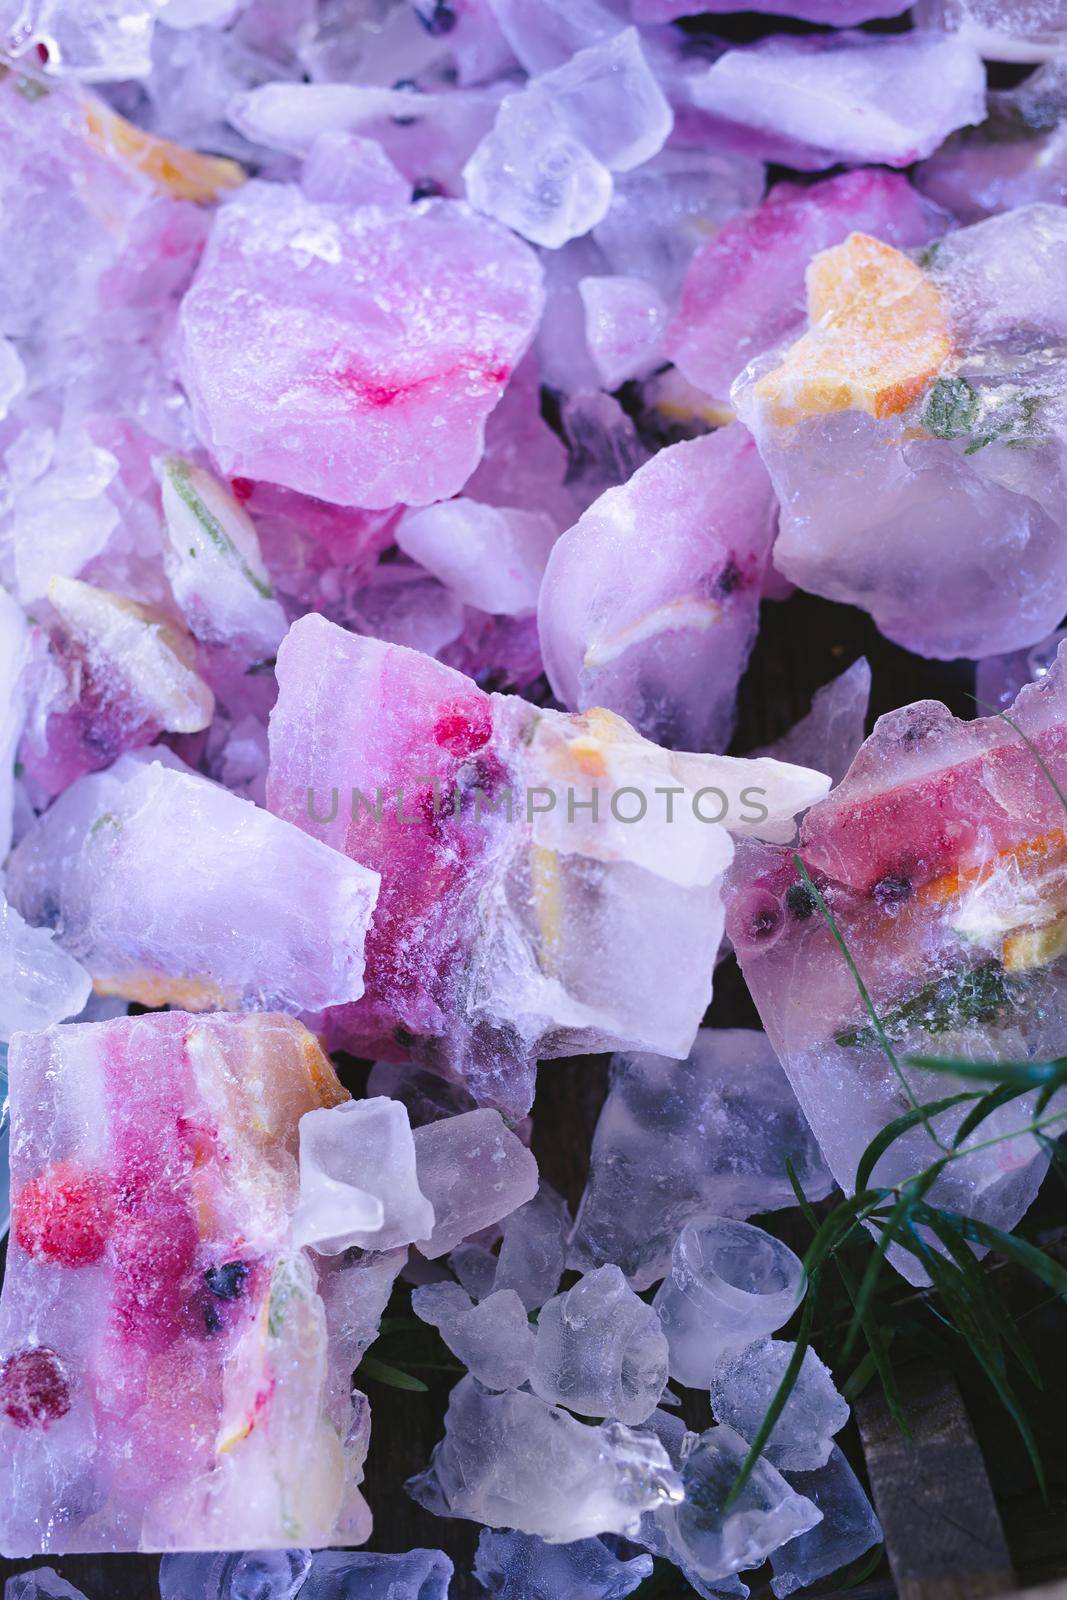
[
  {"x1": 0, "y1": 1346, "x2": 72, "y2": 1429},
  {"x1": 13, "y1": 1164, "x2": 112, "y2": 1268},
  {"x1": 432, "y1": 699, "x2": 493, "y2": 759}
]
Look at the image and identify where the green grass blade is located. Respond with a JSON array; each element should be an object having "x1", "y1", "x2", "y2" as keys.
[
  {"x1": 915, "y1": 1206, "x2": 1067, "y2": 1298},
  {"x1": 794, "y1": 856, "x2": 945, "y2": 1151},
  {"x1": 855, "y1": 1095, "x2": 976, "y2": 1193},
  {"x1": 724, "y1": 1274, "x2": 820, "y2": 1510},
  {"x1": 952, "y1": 1083, "x2": 1032, "y2": 1149},
  {"x1": 907, "y1": 1056, "x2": 1067, "y2": 1090},
  {"x1": 357, "y1": 1356, "x2": 429, "y2": 1393}
]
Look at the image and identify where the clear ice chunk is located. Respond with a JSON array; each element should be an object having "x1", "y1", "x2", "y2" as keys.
[
  {"x1": 413, "y1": 1109, "x2": 539, "y2": 1258},
  {"x1": 652, "y1": 1423, "x2": 821, "y2": 1584},
  {"x1": 652, "y1": 1218, "x2": 805, "y2": 1388},
  {"x1": 4, "y1": 1570, "x2": 90, "y2": 1600},
  {"x1": 407, "y1": 1375, "x2": 683, "y2": 1542},
  {"x1": 299, "y1": 1547, "x2": 454, "y2": 1600},
  {"x1": 159, "y1": 1549, "x2": 313, "y2": 1600},
  {"x1": 0, "y1": 898, "x2": 91, "y2": 1042},
  {"x1": 291, "y1": 1098, "x2": 435, "y2": 1255},
  {"x1": 770, "y1": 1447, "x2": 881, "y2": 1597},
  {"x1": 709, "y1": 1338, "x2": 849, "y2": 1470},
  {"x1": 530, "y1": 1265, "x2": 668, "y2": 1425},
  {"x1": 474, "y1": 1527, "x2": 653, "y2": 1598},
  {"x1": 570, "y1": 1030, "x2": 831, "y2": 1289},
  {"x1": 412, "y1": 1282, "x2": 535, "y2": 1391}
]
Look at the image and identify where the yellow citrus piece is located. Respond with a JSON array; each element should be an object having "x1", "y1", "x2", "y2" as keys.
[
  {"x1": 92, "y1": 972, "x2": 237, "y2": 1011},
  {"x1": 83, "y1": 98, "x2": 245, "y2": 202},
  {"x1": 1003, "y1": 913, "x2": 1067, "y2": 973},
  {"x1": 754, "y1": 232, "x2": 952, "y2": 427}
]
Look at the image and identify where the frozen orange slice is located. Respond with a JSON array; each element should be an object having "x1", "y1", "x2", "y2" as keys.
[
  {"x1": 83, "y1": 98, "x2": 245, "y2": 202},
  {"x1": 754, "y1": 232, "x2": 952, "y2": 427}
]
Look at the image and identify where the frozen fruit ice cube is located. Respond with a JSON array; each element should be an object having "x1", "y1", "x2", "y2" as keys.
[
  {"x1": 667, "y1": 169, "x2": 944, "y2": 407},
  {"x1": 0, "y1": 1010, "x2": 382, "y2": 1553},
  {"x1": 178, "y1": 182, "x2": 543, "y2": 509},
  {"x1": 7, "y1": 753, "x2": 380, "y2": 1016}
]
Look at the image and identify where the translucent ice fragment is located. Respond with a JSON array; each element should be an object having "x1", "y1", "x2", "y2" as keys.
[
  {"x1": 579, "y1": 275, "x2": 667, "y2": 390},
  {"x1": 538, "y1": 425, "x2": 777, "y2": 751},
  {"x1": 158, "y1": 456, "x2": 287, "y2": 663},
  {"x1": 7, "y1": 0, "x2": 159, "y2": 80},
  {"x1": 159, "y1": 1550, "x2": 313, "y2": 1600},
  {"x1": 653, "y1": 1219, "x2": 805, "y2": 1388},
  {"x1": 492, "y1": 1182, "x2": 570, "y2": 1310},
  {"x1": 592, "y1": 149, "x2": 764, "y2": 307},
  {"x1": 464, "y1": 90, "x2": 614, "y2": 250},
  {"x1": 570, "y1": 1030, "x2": 831, "y2": 1289},
  {"x1": 530, "y1": 1266, "x2": 668, "y2": 1425},
  {"x1": 533, "y1": 28, "x2": 672, "y2": 175},
  {"x1": 178, "y1": 183, "x2": 543, "y2": 509},
  {"x1": 299, "y1": 1548, "x2": 454, "y2": 1600},
  {"x1": 413, "y1": 1110, "x2": 539, "y2": 1258},
  {"x1": 653, "y1": 1424, "x2": 820, "y2": 1584},
  {"x1": 770, "y1": 1447, "x2": 882, "y2": 1597},
  {"x1": 689, "y1": 31, "x2": 985, "y2": 171},
  {"x1": 733, "y1": 210, "x2": 1067, "y2": 658},
  {"x1": 396, "y1": 500, "x2": 558, "y2": 617},
  {"x1": 914, "y1": 0, "x2": 1067, "y2": 61},
  {"x1": 0, "y1": 900, "x2": 91, "y2": 1042},
  {"x1": 485, "y1": 0, "x2": 627, "y2": 75},
  {"x1": 292, "y1": 1098, "x2": 434, "y2": 1255},
  {"x1": 412, "y1": 1282, "x2": 535, "y2": 1391},
  {"x1": 407, "y1": 1376, "x2": 683, "y2": 1541},
  {"x1": 0, "y1": 1011, "x2": 370, "y2": 1553},
  {"x1": 474, "y1": 1527, "x2": 653, "y2": 1599},
  {"x1": 710, "y1": 1338, "x2": 849, "y2": 1470},
  {"x1": 4, "y1": 1571, "x2": 90, "y2": 1600},
  {"x1": 464, "y1": 29, "x2": 671, "y2": 249},
  {"x1": 976, "y1": 628, "x2": 1067, "y2": 713},
  {"x1": 7, "y1": 754, "x2": 380, "y2": 1015},
  {"x1": 668, "y1": 168, "x2": 943, "y2": 407},
  {"x1": 300, "y1": 131, "x2": 410, "y2": 207},
  {"x1": 47, "y1": 575, "x2": 215, "y2": 734}
]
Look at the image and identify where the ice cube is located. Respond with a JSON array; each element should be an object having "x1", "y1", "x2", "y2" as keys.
[
  {"x1": 652, "y1": 1218, "x2": 805, "y2": 1388},
  {"x1": 530, "y1": 1265, "x2": 668, "y2": 1425},
  {"x1": 709, "y1": 1338, "x2": 849, "y2": 1471}
]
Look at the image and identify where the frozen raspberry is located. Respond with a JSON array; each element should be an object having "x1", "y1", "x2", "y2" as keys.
[
  {"x1": 12, "y1": 1164, "x2": 112, "y2": 1268},
  {"x1": 0, "y1": 1346, "x2": 72, "y2": 1429},
  {"x1": 432, "y1": 699, "x2": 493, "y2": 759}
]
